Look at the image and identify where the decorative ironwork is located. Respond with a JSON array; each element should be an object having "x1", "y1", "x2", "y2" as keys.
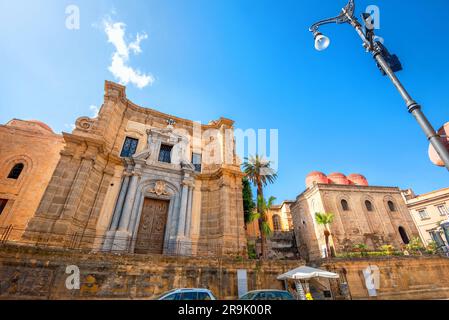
[
  {"x1": 309, "y1": 0, "x2": 355, "y2": 32},
  {"x1": 120, "y1": 137, "x2": 139, "y2": 158},
  {"x1": 158, "y1": 144, "x2": 173, "y2": 163},
  {"x1": 192, "y1": 153, "x2": 202, "y2": 173}
]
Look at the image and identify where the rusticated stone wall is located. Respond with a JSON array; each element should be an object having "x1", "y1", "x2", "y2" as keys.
[
  {"x1": 1, "y1": 244, "x2": 449, "y2": 300},
  {"x1": 321, "y1": 255, "x2": 449, "y2": 300},
  {"x1": 0, "y1": 244, "x2": 300, "y2": 300}
]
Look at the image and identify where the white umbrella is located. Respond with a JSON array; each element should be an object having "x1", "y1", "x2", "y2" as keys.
[{"x1": 277, "y1": 266, "x2": 339, "y2": 281}]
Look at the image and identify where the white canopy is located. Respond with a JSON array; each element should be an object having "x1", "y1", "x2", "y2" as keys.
[{"x1": 277, "y1": 266, "x2": 339, "y2": 281}]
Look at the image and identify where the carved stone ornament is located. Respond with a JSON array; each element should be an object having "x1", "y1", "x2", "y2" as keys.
[
  {"x1": 149, "y1": 181, "x2": 169, "y2": 196},
  {"x1": 75, "y1": 117, "x2": 95, "y2": 131}
]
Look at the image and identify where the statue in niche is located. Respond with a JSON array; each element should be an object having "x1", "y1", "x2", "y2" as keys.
[
  {"x1": 171, "y1": 136, "x2": 190, "y2": 166},
  {"x1": 132, "y1": 129, "x2": 160, "y2": 161}
]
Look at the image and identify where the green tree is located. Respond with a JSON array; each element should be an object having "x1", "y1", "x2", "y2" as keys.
[
  {"x1": 242, "y1": 178, "x2": 256, "y2": 226},
  {"x1": 314, "y1": 212, "x2": 335, "y2": 258},
  {"x1": 256, "y1": 195, "x2": 277, "y2": 239},
  {"x1": 242, "y1": 155, "x2": 278, "y2": 259}
]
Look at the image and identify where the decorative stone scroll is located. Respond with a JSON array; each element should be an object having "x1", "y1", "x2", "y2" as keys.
[{"x1": 75, "y1": 117, "x2": 95, "y2": 131}]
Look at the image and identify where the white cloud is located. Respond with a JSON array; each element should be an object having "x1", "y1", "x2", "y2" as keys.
[
  {"x1": 65, "y1": 123, "x2": 76, "y2": 130},
  {"x1": 90, "y1": 105, "x2": 100, "y2": 118},
  {"x1": 103, "y1": 18, "x2": 154, "y2": 89}
]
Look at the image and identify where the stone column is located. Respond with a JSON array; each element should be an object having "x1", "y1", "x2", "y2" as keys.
[
  {"x1": 118, "y1": 173, "x2": 140, "y2": 231},
  {"x1": 177, "y1": 183, "x2": 189, "y2": 238},
  {"x1": 185, "y1": 186, "x2": 194, "y2": 238},
  {"x1": 102, "y1": 172, "x2": 131, "y2": 251},
  {"x1": 109, "y1": 173, "x2": 131, "y2": 230},
  {"x1": 111, "y1": 169, "x2": 140, "y2": 252}
]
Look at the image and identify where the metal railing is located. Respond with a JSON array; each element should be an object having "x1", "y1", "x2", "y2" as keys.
[{"x1": 0, "y1": 225, "x2": 244, "y2": 258}]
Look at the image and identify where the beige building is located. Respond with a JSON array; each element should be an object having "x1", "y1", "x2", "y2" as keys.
[
  {"x1": 246, "y1": 201, "x2": 294, "y2": 239},
  {"x1": 0, "y1": 119, "x2": 64, "y2": 240},
  {"x1": 402, "y1": 188, "x2": 449, "y2": 245},
  {"x1": 20, "y1": 81, "x2": 246, "y2": 256},
  {"x1": 291, "y1": 172, "x2": 420, "y2": 261}
]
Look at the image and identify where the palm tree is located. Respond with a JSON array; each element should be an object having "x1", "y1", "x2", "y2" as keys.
[
  {"x1": 257, "y1": 195, "x2": 277, "y2": 239},
  {"x1": 242, "y1": 155, "x2": 278, "y2": 259},
  {"x1": 315, "y1": 212, "x2": 335, "y2": 258}
]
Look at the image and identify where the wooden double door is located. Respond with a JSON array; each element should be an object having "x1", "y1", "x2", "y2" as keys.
[{"x1": 134, "y1": 198, "x2": 169, "y2": 254}]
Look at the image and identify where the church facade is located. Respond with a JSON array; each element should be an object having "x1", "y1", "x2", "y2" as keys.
[
  {"x1": 291, "y1": 172, "x2": 420, "y2": 261},
  {"x1": 22, "y1": 81, "x2": 247, "y2": 256}
]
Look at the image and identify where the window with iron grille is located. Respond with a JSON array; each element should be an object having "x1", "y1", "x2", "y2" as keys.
[
  {"x1": 0, "y1": 199, "x2": 7, "y2": 215},
  {"x1": 158, "y1": 144, "x2": 173, "y2": 163},
  {"x1": 7, "y1": 163, "x2": 24, "y2": 180},
  {"x1": 120, "y1": 137, "x2": 139, "y2": 158},
  {"x1": 192, "y1": 153, "x2": 202, "y2": 172}
]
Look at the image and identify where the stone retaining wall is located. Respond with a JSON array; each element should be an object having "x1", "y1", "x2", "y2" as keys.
[{"x1": 1, "y1": 244, "x2": 449, "y2": 300}]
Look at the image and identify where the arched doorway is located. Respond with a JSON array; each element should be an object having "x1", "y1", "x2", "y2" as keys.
[{"x1": 398, "y1": 226, "x2": 410, "y2": 244}]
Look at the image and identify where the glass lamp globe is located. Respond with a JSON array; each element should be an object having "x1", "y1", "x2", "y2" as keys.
[{"x1": 314, "y1": 33, "x2": 330, "y2": 51}]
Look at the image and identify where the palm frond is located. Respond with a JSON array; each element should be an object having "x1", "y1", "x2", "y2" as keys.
[{"x1": 261, "y1": 221, "x2": 272, "y2": 237}]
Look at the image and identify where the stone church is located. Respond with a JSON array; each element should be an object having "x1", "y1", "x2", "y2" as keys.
[
  {"x1": 18, "y1": 81, "x2": 246, "y2": 256},
  {"x1": 292, "y1": 172, "x2": 420, "y2": 261}
]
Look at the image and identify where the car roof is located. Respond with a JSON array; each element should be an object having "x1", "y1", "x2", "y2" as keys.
[
  {"x1": 170, "y1": 288, "x2": 212, "y2": 292},
  {"x1": 244, "y1": 290, "x2": 289, "y2": 294}
]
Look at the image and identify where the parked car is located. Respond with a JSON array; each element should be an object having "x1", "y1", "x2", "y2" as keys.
[
  {"x1": 156, "y1": 288, "x2": 216, "y2": 300},
  {"x1": 239, "y1": 290, "x2": 295, "y2": 300}
]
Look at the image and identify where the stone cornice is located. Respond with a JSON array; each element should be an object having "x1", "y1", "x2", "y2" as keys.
[
  {"x1": 62, "y1": 132, "x2": 106, "y2": 157},
  {"x1": 196, "y1": 166, "x2": 244, "y2": 181},
  {"x1": 296, "y1": 183, "x2": 402, "y2": 204},
  {"x1": 406, "y1": 193, "x2": 449, "y2": 208}
]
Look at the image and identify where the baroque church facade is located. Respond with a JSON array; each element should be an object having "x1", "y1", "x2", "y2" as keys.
[{"x1": 22, "y1": 81, "x2": 247, "y2": 256}]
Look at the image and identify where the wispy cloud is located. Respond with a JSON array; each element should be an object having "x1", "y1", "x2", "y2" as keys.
[
  {"x1": 103, "y1": 18, "x2": 154, "y2": 89},
  {"x1": 90, "y1": 105, "x2": 100, "y2": 118},
  {"x1": 65, "y1": 123, "x2": 76, "y2": 131}
]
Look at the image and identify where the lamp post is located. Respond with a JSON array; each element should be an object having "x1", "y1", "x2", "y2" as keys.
[{"x1": 309, "y1": 0, "x2": 449, "y2": 172}]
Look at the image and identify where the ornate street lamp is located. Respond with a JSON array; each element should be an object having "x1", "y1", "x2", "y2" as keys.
[{"x1": 309, "y1": 0, "x2": 449, "y2": 171}]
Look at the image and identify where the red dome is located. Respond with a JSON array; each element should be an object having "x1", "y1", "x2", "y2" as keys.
[
  {"x1": 347, "y1": 174, "x2": 369, "y2": 186},
  {"x1": 306, "y1": 171, "x2": 329, "y2": 188},
  {"x1": 429, "y1": 122, "x2": 449, "y2": 167},
  {"x1": 327, "y1": 173, "x2": 350, "y2": 185}
]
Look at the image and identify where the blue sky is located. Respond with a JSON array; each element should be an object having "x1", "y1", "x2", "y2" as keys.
[{"x1": 0, "y1": 0, "x2": 448, "y2": 201}]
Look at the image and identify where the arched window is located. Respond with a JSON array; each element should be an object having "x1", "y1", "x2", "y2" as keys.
[
  {"x1": 398, "y1": 226, "x2": 410, "y2": 244},
  {"x1": 272, "y1": 215, "x2": 281, "y2": 232},
  {"x1": 365, "y1": 200, "x2": 373, "y2": 212},
  {"x1": 7, "y1": 163, "x2": 24, "y2": 180},
  {"x1": 341, "y1": 199, "x2": 350, "y2": 211},
  {"x1": 388, "y1": 201, "x2": 396, "y2": 212}
]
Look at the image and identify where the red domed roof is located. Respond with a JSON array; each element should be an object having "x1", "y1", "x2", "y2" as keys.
[
  {"x1": 305, "y1": 171, "x2": 329, "y2": 188},
  {"x1": 327, "y1": 173, "x2": 350, "y2": 185},
  {"x1": 307, "y1": 171, "x2": 326, "y2": 177},
  {"x1": 429, "y1": 122, "x2": 449, "y2": 167},
  {"x1": 347, "y1": 174, "x2": 369, "y2": 186}
]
